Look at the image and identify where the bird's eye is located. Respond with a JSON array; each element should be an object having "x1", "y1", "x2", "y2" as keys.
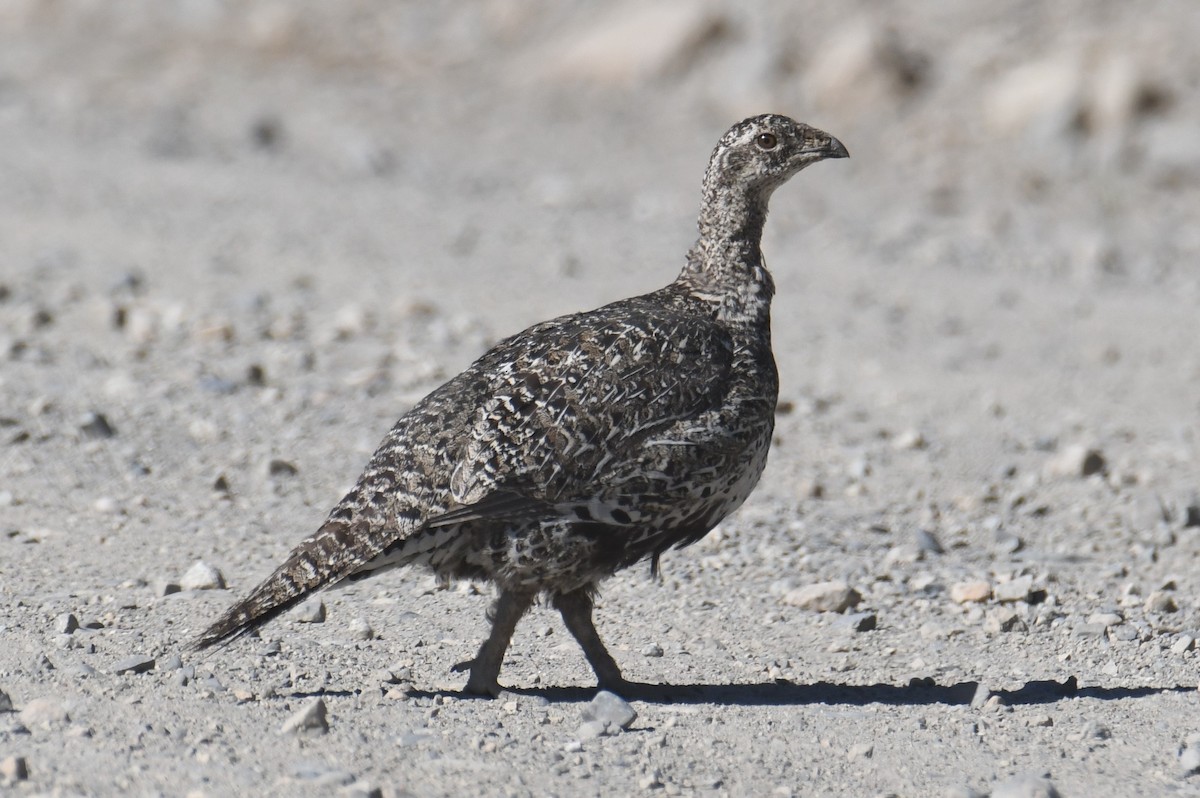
[{"x1": 755, "y1": 132, "x2": 778, "y2": 150}]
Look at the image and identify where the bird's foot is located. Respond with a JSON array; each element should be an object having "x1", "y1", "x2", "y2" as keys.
[{"x1": 453, "y1": 658, "x2": 505, "y2": 697}]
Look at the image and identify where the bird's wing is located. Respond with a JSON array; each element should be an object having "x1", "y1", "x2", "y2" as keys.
[{"x1": 442, "y1": 295, "x2": 736, "y2": 521}]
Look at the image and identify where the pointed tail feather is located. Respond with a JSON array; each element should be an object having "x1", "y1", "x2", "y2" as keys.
[{"x1": 190, "y1": 518, "x2": 396, "y2": 651}]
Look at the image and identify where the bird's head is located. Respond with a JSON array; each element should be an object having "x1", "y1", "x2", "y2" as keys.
[{"x1": 704, "y1": 114, "x2": 849, "y2": 200}]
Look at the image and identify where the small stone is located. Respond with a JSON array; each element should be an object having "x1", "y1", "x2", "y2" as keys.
[
  {"x1": 539, "y1": 2, "x2": 727, "y2": 84},
  {"x1": 846, "y1": 742, "x2": 873, "y2": 761},
  {"x1": 0, "y1": 755, "x2": 28, "y2": 783},
  {"x1": 970, "y1": 683, "x2": 991, "y2": 709},
  {"x1": 280, "y1": 697, "x2": 329, "y2": 735},
  {"x1": 950, "y1": 581, "x2": 991, "y2": 604},
  {"x1": 576, "y1": 719, "x2": 607, "y2": 740},
  {"x1": 782, "y1": 580, "x2": 862, "y2": 613},
  {"x1": 0, "y1": 689, "x2": 11, "y2": 711},
  {"x1": 111, "y1": 655, "x2": 156, "y2": 675},
  {"x1": 1046, "y1": 444, "x2": 1106, "y2": 478},
  {"x1": 19, "y1": 697, "x2": 70, "y2": 727},
  {"x1": 1087, "y1": 612, "x2": 1123, "y2": 628},
  {"x1": 268, "y1": 459, "x2": 299, "y2": 478},
  {"x1": 1144, "y1": 591, "x2": 1178, "y2": 613},
  {"x1": 93, "y1": 496, "x2": 121, "y2": 514},
  {"x1": 349, "y1": 618, "x2": 374, "y2": 640},
  {"x1": 582, "y1": 690, "x2": 637, "y2": 733},
  {"x1": 834, "y1": 612, "x2": 877, "y2": 632},
  {"x1": 991, "y1": 774, "x2": 1061, "y2": 798},
  {"x1": 641, "y1": 643, "x2": 664, "y2": 657},
  {"x1": 54, "y1": 612, "x2": 79, "y2": 634},
  {"x1": 984, "y1": 608, "x2": 1027, "y2": 634},
  {"x1": 181, "y1": 561, "x2": 226, "y2": 591},
  {"x1": 80, "y1": 411, "x2": 117, "y2": 439},
  {"x1": 893, "y1": 429, "x2": 926, "y2": 450},
  {"x1": 915, "y1": 528, "x2": 944, "y2": 554},
  {"x1": 161, "y1": 653, "x2": 183, "y2": 671},
  {"x1": 1171, "y1": 634, "x2": 1195, "y2": 654},
  {"x1": 153, "y1": 580, "x2": 182, "y2": 597},
  {"x1": 1181, "y1": 745, "x2": 1200, "y2": 776},
  {"x1": 1184, "y1": 503, "x2": 1200, "y2": 528},
  {"x1": 994, "y1": 576, "x2": 1034, "y2": 603},
  {"x1": 295, "y1": 599, "x2": 326, "y2": 623}
]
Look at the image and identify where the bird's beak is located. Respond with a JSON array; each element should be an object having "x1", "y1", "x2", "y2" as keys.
[{"x1": 825, "y1": 136, "x2": 849, "y2": 159}]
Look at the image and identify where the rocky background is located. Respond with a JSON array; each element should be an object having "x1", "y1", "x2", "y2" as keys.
[{"x1": 1, "y1": 1, "x2": 1198, "y2": 795}]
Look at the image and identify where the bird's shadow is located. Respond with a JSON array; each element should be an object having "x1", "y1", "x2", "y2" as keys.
[{"x1": 405, "y1": 676, "x2": 1193, "y2": 707}]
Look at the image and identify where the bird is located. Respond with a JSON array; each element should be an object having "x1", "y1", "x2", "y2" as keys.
[{"x1": 192, "y1": 114, "x2": 848, "y2": 697}]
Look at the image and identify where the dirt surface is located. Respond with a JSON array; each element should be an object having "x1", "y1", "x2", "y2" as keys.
[{"x1": 2, "y1": 2, "x2": 1199, "y2": 796}]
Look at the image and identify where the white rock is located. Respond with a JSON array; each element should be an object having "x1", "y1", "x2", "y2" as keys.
[
  {"x1": 582, "y1": 690, "x2": 637, "y2": 733},
  {"x1": 994, "y1": 576, "x2": 1034, "y2": 603},
  {"x1": 280, "y1": 698, "x2": 328, "y2": 735},
  {"x1": 294, "y1": 599, "x2": 326, "y2": 623},
  {"x1": 1045, "y1": 444, "x2": 1106, "y2": 479},
  {"x1": 0, "y1": 755, "x2": 28, "y2": 783},
  {"x1": 782, "y1": 580, "x2": 861, "y2": 613},
  {"x1": 19, "y1": 696, "x2": 70, "y2": 727},
  {"x1": 985, "y1": 54, "x2": 1082, "y2": 139},
  {"x1": 991, "y1": 774, "x2": 1061, "y2": 798},
  {"x1": 349, "y1": 618, "x2": 374, "y2": 641},
  {"x1": 535, "y1": 1, "x2": 727, "y2": 84},
  {"x1": 949, "y1": 581, "x2": 991, "y2": 604},
  {"x1": 181, "y1": 561, "x2": 226, "y2": 591}
]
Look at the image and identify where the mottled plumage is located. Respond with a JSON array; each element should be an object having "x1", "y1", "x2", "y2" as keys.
[{"x1": 193, "y1": 115, "x2": 848, "y2": 695}]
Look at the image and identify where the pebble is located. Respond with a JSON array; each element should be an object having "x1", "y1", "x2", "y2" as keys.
[
  {"x1": 782, "y1": 580, "x2": 862, "y2": 613},
  {"x1": 576, "y1": 719, "x2": 608, "y2": 740},
  {"x1": 1144, "y1": 591, "x2": 1178, "y2": 613},
  {"x1": 268, "y1": 459, "x2": 300, "y2": 478},
  {"x1": 280, "y1": 698, "x2": 329, "y2": 735},
  {"x1": 1171, "y1": 634, "x2": 1195, "y2": 654},
  {"x1": 1086, "y1": 612, "x2": 1123, "y2": 628},
  {"x1": 111, "y1": 655, "x2": 156, "y2": 675},
  {"x1": 915, "y1": 528, "x2": 944, "y2": 554},
  {"x1": 0, "y1": 689, "x2": 11, "y2": 711},
  {"x1": 991, "y1": 774, "x2": 1061, "y2": 798},
  {"x1": 181, "y1": 561, "x2": 226, "y2": 591},
  {"x1": 19, "y1": 696, "x2": 70, "y2": 727},
  {"x1": 969, "y1": 683, "x2": 991, "y2": 709},
  {"x1": 1185, "y1": 503, "x2": 1200, "y2": 528},
  {"x1": 580, "y1": 690, "x2": 637, "y2": 736},
  {"x1": 846, "y1": 742, "x2": 873, "y2": 761},
  {"x1": 153, "y1": 580, "x2": 182, "y2": 597},
  {"x1": 641, "y1": 643, "x2": 664, "y2": 657},
  {"x1": 539, "y1": 1, "x2": 727, "y2": 84},
  {"x1": 161, "y1": 653, "x2": 183, "y2": 671},
  {"x1": 54, "y1": 612, "x2": 79, "y2": 634},
  {"x1": 984, "y1": 609, "x2": 1027, "y2": 634},
  {"x1": 79, "y1": 411, "x2": 117, "y2": 439},
  {"x1": 834, "y1": 612, "x2": 878, "y2": 632},
  {"x1": 994, "y1": 576, "x2": 1034, "y2": 603},
  {"x1": 950, "y1": 581, "x2": 991, "y2": 604},
  {"x1": 0, "y1": 755, "x2": 28, "y2": 783},
  {"x1": 1181, "y1": 745, "x2": 1200, "y2": 776},
  {"x1": 1045, "y1": 444, "x2": 1106, "y2": 478},
  {"x1": 349, "y1": 618, "x2": 375, "y2": 641},
  {"x1": 295, "y1": 599, "x2": 327, "y2": 623}
]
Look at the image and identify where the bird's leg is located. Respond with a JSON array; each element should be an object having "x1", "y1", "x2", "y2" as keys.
[
  {"x1": 553, "y1": 588, "x2": 634, "y2": 695},
  {"x1": 454, "y1": 588, "x2": 535, "y2": 697}
]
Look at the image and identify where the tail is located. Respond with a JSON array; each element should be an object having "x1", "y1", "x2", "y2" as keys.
[{"x1": 190, "y1": 517, "x2": 396, "y2": 651}]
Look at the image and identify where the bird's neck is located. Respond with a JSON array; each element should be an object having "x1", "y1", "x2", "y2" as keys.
[{"x1": 676, "y1": 183, "x2": 775, "y2": 327}]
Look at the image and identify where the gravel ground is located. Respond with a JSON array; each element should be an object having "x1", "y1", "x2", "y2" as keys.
[{"x1": 2, "y1": 2, "x2": 1199, "y2": 796}]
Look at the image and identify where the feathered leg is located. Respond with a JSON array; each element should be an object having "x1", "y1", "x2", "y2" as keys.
[
  {"x1": 454, "y1": 589, "x2": 535, "y2": 696},
  {"x1": 553, "y1": 588, "x2": 632, "y2": 693}
]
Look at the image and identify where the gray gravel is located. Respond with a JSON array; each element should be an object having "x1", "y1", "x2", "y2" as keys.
[{"x1": 2, "y1": 2, "x2": 1200, "y2": 795}]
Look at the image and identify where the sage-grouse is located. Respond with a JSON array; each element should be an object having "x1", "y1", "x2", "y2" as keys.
[{"x1": 194, "y1": 114, "x2": 848, "y2": 696}]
